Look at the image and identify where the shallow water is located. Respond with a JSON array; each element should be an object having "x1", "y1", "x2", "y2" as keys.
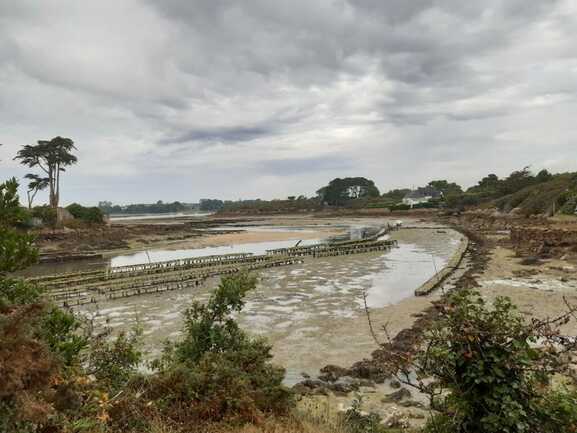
[
  {"x1": 110, "y1": 238, "x2": 320, "y2": 267},
  {"x1": 78, "y1": 227, "x2": 463, "y2": 383},
  {"x1": 109, "y1": 212, "x2": 213, "y2": 221}
]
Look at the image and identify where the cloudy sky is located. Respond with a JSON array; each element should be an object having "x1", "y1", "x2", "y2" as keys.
[{"x1": 1, "y1": 0, "x2": 576, "y2": 205}]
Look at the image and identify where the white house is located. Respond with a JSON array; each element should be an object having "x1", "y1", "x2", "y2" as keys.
[{"x1": 402, "y1": 186, "x2": 442, "y2": 207}]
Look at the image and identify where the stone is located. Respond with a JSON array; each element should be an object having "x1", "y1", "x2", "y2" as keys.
[
  {"x1": 319, "y1": 364, "x2": 351, "y2": 382},
  {"x1": 383, "y1": 388, "x2": 411, "y2": 402}
]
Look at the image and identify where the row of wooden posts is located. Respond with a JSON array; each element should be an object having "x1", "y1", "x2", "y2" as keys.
[{"x1": 38, "y1": 224, "x2": 400, "y2": 307}]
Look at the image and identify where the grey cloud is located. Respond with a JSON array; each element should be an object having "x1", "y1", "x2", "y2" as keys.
[
  {"x1": 0, "y1": 0, "x2": 576, "y2": 203},
  {"x1": 160, "y1": 126, "x2": 273, "y2": 145},
  {"x1": 255, "y1": 156, "x2": 354, "y2": 176}
]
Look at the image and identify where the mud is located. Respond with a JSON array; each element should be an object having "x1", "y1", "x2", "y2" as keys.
[{"x1": 299, "y1": 213, "x2": 577, "y2": 429}]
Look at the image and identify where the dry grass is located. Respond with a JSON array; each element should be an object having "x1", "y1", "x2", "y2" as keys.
[{"x1": 144, "y1": 414, "x2": 349, "y2": 433}]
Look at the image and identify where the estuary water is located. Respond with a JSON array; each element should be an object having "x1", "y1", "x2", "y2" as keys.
[{"x1": 75, "y1": 224, "x2": 463, "y2": 383}]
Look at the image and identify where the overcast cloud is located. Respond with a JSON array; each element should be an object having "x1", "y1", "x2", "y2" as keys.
[{"x1": 1, "y1": 0, "x2": 576, "y2": 205}]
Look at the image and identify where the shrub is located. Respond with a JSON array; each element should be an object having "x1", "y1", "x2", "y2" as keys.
[
  {"x1": 389, "y1": 204, "x2": 411, "y2": 211},
  {"x1": 560, "y1": 195, "x2": 577, "y2": 215},
  {"x1": 392, "y1": 289, "x2": 577, "y2": 433},
  {"x1": 31, "y1": 205, "x2": 57, "y2": 226},
  {"x1": 66, "y1": 203, "x2": 105, "y2": 224},
  {"x1": 87, "y1": 327, "x2": 143, "y2": 392},
  {"x1": 0, "y1": 279, "x2": 42, "y2": 310},
  {"x1": 141, "y1": 273, "x2": 293, "y2": 426},
  {"x1": 37, "y1": 307, "x2": 88, "y2": 368}
]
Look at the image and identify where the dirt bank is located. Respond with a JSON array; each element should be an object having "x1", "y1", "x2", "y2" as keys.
[
  {"x1": 297, "y1": 212, "x2": 577, "y2": 428},
  {"x1": 33, "y1": 213, "x2": 406, "y2": 261}
]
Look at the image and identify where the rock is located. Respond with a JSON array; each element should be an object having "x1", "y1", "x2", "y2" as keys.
[
  {"x1": 399, "y1": 400, "x2": 426, "y2": 409},
  {"x1": 326, "y1": 382, "x2": 356, "y2": 396},
  {"x1": 389, "y1": 380, "x2": 401, "y2": 389},
  {"x1": 319, "y1": 364, "x2": 350, "y2": 382},
  {"x1": 520, "y1": 256, "x2": 541, "y2": 266},
  {"x1": 292, "y1": 379, "x2": 326, "y2": 395},
  {"x1": 380, "y1": 406, "x2": 410, "y2": 429},
  {"x1": 383, "y1": 388, "x2": 411, "y2": 402},
  {"x1": 301, "y1": 372, "x2": 311, "y2": 379}
]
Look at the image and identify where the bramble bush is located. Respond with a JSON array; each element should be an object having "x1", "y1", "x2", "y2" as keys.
[{"x1": 391, "y1": 289, "x2": 577, "y2": 433}]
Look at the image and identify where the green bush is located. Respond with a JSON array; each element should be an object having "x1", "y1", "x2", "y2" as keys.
[
  {"x1": 37, "y1": 307, "x2": 88, "y2": 368},
  {"x1": 66, "y1": 203, "x2": 105, "y2": 224},
  {"x1": 389, "y1": 204, "x2": 411, "y2": 211},
  {"x1": 87, "y1": 328, "x2": 142, "y2": 392},
  {"x1": 0, "y1": 279, "x2": 43, "y2": 310},
  {"x1": 144, "y1": 273, "x2": 293, "y2": 425},
  {"x1": 31, "y1": 205, "x2": 57, "y2": 226},
  {"x1": 560, "y1": 195, "x2": 577, "y2": 215},
  {"x1": 400, "y1": 289, "x2": 577, "y2": 433}
]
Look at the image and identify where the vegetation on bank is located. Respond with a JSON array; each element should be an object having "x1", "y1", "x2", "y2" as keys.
[
  {"x1": 1, "y1": 178, "x2": 295, "y2": 433},
  {"x1": 98, "y1": 200, "x2": 198, "y2": 216},
  {"x1": 3, "y1": 175, "x2": 577, "y2": 433},
  {"x1": 211, "y1": 168, "x2": 577, "y2": 217},
  {"x1": 387, "y1": 289, "x2": 577, "y2": 433},
  {"x1": 7, "y1": 138, "x2": 575, "y2": 218}
]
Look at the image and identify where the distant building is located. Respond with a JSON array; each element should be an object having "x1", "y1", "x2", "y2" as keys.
[{"x1": 402, "y1": 186, "x2": 442, "y2": 207}]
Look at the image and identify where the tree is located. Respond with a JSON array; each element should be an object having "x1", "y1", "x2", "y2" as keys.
[
  {"x1": 14, "y1": 137, "x2": 78, "y2": 210},
  {"x1": 497, "y1": 167, "x2": 535, "y2": 196},
  {"x1": 536, "y1": 169, "x2": 553, "y2": 183},
  {"x1": 24, "y1": 173, "x2": 49, "y2": 209},
  {"x1": 0, "y1": 178, "x2": 37, "y2": 276},
  {"x1": 428, "y1": 180, "x2": 463, "y2": 196},
  {"x1": 317, "y1": 177, "x2": 380, "y2": 206},
  {"x1": 381, "y1": 188, "x2": 411, "y2": 203}
]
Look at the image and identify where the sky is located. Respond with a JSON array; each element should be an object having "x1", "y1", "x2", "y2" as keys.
[{"x1": 1, "y1": 0, "x2": 577, "y2": 206}]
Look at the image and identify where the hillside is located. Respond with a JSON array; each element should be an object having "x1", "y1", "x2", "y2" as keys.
[{"x1": 492, "y1": 173, "x2": 577, "y2": 216}]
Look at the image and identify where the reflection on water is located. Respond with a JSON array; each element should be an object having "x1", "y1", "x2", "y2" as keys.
[
  {"x1": 109, "y1": 212, "x2": 214, "y2": 221},
  {"x1": 78, "y1": 228, "x2": 463, "y2": 384},
  {"x1": 111, "y1": 238, "x2": 320, "y2": 267}
]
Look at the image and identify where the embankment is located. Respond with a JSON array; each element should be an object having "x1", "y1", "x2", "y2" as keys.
[{"x1": 414, "y1": 234, "x2": 469, "y2": 296}]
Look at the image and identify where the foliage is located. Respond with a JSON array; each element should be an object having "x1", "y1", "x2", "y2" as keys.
[
  {"x1": 141, "y1": 273, "x2": 293, "y2": 426},
  {"x1": 24, "y1": 173, "x2": 49, "y2": 209},
  {"x1": 0, "y1": 278, "x2": 42, "y2": 311},
  {"x1": 37, "y1": 307, "x2": 88, "y2": 368},
  {"x1": 31, "y1": 205, "x2": 57, "y2": 226},
  {"x1": 87, "y1": 328, "x2": 143, "y2": 391},
  {"x1": 200, "y1": 198, "x2": 225, "y2": 212},
  {"x1": 14, "y1": 136, "x2": 78, "y2": 210},
  {"x1": 66, "y1": 202, "x2": 105, "y2": 224},
  {"x1": 427, "y1": 180, "x2": 462, "y2": 196},
  {"x1": 381, "y1": 188, "x2": 411, "y2": 203},
  {"x1": 221, "y1": 197, "x2": 322, "y2": 214},
  {"x1": 99, "y1": 200, "x2": 194, "y2": 215},
  {"x1": 317, "y1": 178, "x2": 380, "y2": 206},
  {"x1": 0, "y1": 177, "x2": 28, "y2": 225},
  {"x1": 170, "y1": 273, "x2": 257, "y2": 366},
  {"x1": 340, "y1": 396, "x2": 386, "y2": 433},
  {"x1": 392, "y1": 289, "x2": 577, "y2": 433},
  {"x1": 0, "y1": 178, "x2": 38, "y2": 275},
  {"x1": 494, "y1": 173, "x2": 577, "y2": 216},
  {"x1": 389, "y1": 204, "x2": 411, "y2": 211},
  {"x1": 0, "y1": 227, "x2": 38, "y2": 275}
]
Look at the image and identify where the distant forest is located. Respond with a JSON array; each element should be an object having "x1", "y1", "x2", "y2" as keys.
[
  {"x1": 98, "y1": 168, "x2": 577, "y2": 217},
  {"x1": 98, "y1": 200, "x2": 198, "y2": 215},
  {"x1": 216, "y1": 168, "x2": 577, "y2": 216}
]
